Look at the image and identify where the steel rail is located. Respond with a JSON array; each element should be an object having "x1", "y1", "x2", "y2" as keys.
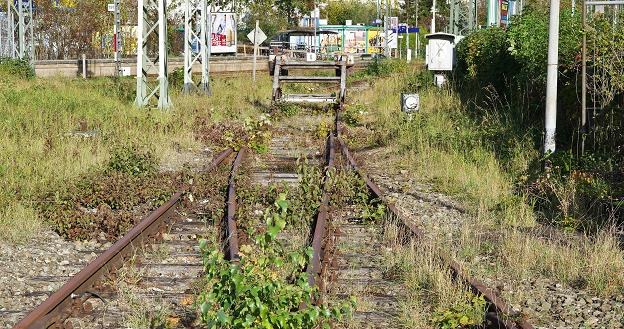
[
  {"x1": 306, "y1": 133, "x2": 336, "y2": 289},
  {"x1": 14, "y1": 148, "x2": 233, "y2": 329},
  {"x1": 336, "y1": 137, "x2": 533, "y2": 329},
  {"x1": 225, "y1": 149, "x2": 246, "y2": 261}
]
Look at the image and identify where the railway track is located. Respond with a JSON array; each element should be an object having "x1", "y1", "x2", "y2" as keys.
[
  {"x1": 13, "y1": 149, "x2": 234, "y2": 329},
  {"x1": 14, "y1": 109, "x2": 535, "y2": 328}
]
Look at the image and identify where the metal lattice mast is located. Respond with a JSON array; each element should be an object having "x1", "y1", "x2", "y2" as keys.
[
  {"x1": 468, "y1": 0, "x2": 477, "y2": 30},
  {"x1": 7, "y1": 0, "x2": 34, "y2": 63},
  {"x1": 183, "y1": 0, "x2": 210, "y2": 95},
  {"x1": 136, "y1": 0, "x2": 171, "y2": 109}
]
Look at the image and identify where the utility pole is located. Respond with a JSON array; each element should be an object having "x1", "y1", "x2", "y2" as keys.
[
  {"x1": 114, "y1": 0, "x2": 121, "y2": 76},
  {"x1": 431, "y1": 0, "x2": 437, "y2": 33},
  {"x1": 449, "y1": 0, "x2": 455, "y2": 33},
  {"x1": 581, "y1": 0, "x2": 587, "y2": 154},
  {"x1": 487, "y1": 0, "x2": 498, "y2": 26},
  {"x1": 415, "y1": 0, "x2": 419, "y2": 57},
  {"x1": 385, "y1": 0, "x2": 390, "y2": 57},
  {"x1": 136, "y1": 0, "x2": 171, "y2": 109},
  {"x1": 468, "y1": 0, "x2": 476, "y2": 30},
  {"x1": 544, "y1": 0, "x2": 561, "y2": 154}
]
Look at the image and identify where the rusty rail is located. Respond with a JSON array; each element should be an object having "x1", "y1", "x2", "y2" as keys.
[
  {"x1": 336, "y1": 137, "x2": 533, "y2": 329},
  {"x1": 225, "y1": 149, "x2": 246, "y2": 261},
  {"x1": 14, "y1": 148, "x2": 233, "y2": 329},
  {"x1": 306, "y1": 134, "x2": 335, "y2": 289}
]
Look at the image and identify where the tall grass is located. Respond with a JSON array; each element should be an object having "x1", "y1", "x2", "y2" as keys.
[
  {"x1": 0, "y1": 73, "x2": 272, "y2": 243},
  {"x1": 356, "y1": 68, "x2": 536, "y2": 226},
  {"x1": 355, "y1": 63, "x2": 624, "y2": 297}
]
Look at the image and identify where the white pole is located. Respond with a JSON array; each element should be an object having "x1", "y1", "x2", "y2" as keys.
[
  {"x1": 136, "y1": 0, "x2": 145, "y2": 106},
  {"x1": 432, "y1": 0, "x2": 437, "y2": 33},
  {"x1": 253, "y1": 20, "x2": 258, "y2": 82},
  {"x1": 544, "y1": 0, "x2": 561, "y2": 154},
  {"x1": 82, "y1": 54, "x2": 86, "y2": 79}
]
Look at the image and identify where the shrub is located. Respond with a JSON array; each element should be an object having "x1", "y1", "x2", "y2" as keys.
[
  {"x1": 0, "y1": 57, "x2": 35, "y2": 79},
  {"x1": 106, "y1": 146, "x2": 158, "y2": 177},
  {"x1": 507, "y1": 8, "x2": 580, "y2": 84},
  {"x1": 197, "y1": 194, "x2": 353, "y2": 328},
  {"x1": 431, "y1": 293, "x2": 487, "y2": 329},
  {"x1": 455, "y1": 27, "x2": 515, "y2": 92}
]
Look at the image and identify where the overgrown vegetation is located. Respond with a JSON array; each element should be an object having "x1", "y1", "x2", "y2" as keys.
[
  {"x1": 0, "y1": 73, "x2": 272, "y2": 243},
  {"x1": 38, "y1": 146, "x2": 228, "y2": 241},
  {"x1": 454, "y1": 8, "x2": 624, "y2": 231},
  {"x1": 0, "y1": 58, "x2": 35, "y2": 79},
  {"x1": 197, "y1": 194, "x2": 352, "y2": 328},
  {"x1": 349, "y1": 57, "x2": 624, "y2": 325},
  {"x1": 382, "y1": 221, "x2": 487, "y2": 328}
]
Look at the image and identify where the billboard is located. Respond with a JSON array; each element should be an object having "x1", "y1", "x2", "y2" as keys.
[
  {"x1": 344, "y1": 30, "x2": 366, "y2": 53},
  {"x1": 500, "y1": 0, "x2": 510, "y2": 25},
  {"x1": 320, "y1": 31, "x2": 342, "y2": 53},
  {"x1": 211, "y1": 12, "x2": 237, "y2": 54},
  {"x1": 367, "y1": 30, "x2": 383, "y2": 53}
]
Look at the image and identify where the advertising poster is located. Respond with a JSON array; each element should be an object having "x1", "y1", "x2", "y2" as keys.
[
  {"x1": 320, "y1": 31, "x2": 341, "y2": 53},
  {"x1": 344, "y1": 30, "x2": 366, "y2": 53},
  {"x1": 500, "y1": 0, "x2": 510, "y2": 25},
  {"x1": 367, "y1": 30, "x2": 383, "y2": 53},
  {"x1": 211, "y1": 12, "x2": 237, "y2": 54}
]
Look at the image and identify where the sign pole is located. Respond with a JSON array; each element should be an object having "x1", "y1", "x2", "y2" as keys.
[
  {"x1": 253, "y1": 20, "x2": 258, "y2": 82},
  {"x1": 114, "y1": 0, "x2": 121, "y2": 76}
]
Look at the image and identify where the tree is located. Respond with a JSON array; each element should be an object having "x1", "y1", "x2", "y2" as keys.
[{"x1": 324, "y1": 0, "x2": 376, "y2": 25}]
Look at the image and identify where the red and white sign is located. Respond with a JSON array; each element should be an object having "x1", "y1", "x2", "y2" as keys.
[{"x1": 211, "y1": 12, "x2": 237, "y2": 54}]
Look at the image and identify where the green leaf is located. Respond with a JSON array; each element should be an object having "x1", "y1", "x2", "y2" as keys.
[{"x1": 200, "y1": 301, "x2": 210, "y2": 314}]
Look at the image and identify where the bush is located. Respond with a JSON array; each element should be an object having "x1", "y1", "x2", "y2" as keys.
[
  {"x1": 365, "y1": 58, "x2": 408, "y2": 77},
  {"x1": 455, "y1": 27, "x2": 515, "y2": 92},
  {"x1": 0, "y1": 58, "x2": 35, "y2": 79},
  {"x1": 106, "y1": 146, "x2": 158, "y2": 177},
  {"x1": 197, "y1": 194, "x2": 353, "y2": 328},
  {"x1": 507, "y1": 8, "x2": 580, "y2": 84}
]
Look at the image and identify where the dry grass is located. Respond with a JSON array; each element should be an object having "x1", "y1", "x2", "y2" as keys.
[
  {"x1": 0, "y1": 73, "x2": 272, "y2": 243},
  {"x1": 381, "y1": 219, "x2": 486, "y2": 328},
  {"x1": 498, "y1": 228, "x2": 624, "y2": 296},
  {"x1": 354, "y1": 65, "x2": 624, "y2": 300}
]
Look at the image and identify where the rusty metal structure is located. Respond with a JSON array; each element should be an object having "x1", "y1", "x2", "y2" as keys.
[
  {"x1": 225, "y1": 148, "x2": 245, "y2": 261},
  {"x1": 13, "y1": 149, "x2": 233, "y2": 329},
  {"x1": 271, "y1": 55, "x2": 349, "y2": 108},
  {"x1": 306, "y1": 133, "x2": 335, "y2": 291},
  {"x1": 336, "y1": 137, "x2": 534, "y2": 329}
]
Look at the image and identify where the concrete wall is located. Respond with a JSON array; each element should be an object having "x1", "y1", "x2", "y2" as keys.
[{"x1": 34, "y1": 56, "x2": 270, "y2": 78}]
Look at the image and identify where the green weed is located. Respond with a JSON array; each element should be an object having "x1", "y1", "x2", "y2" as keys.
[{"x1": 197, "y1": 194, "x2": 353, "y2": 328}]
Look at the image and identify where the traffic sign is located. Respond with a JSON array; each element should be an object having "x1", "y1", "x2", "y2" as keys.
[
  {"x1": 246, "y1": 27, "x2": 267, "y2": 46},
  {"x1": 107, "y1": 3, "x2": 115, "y2": 11}
]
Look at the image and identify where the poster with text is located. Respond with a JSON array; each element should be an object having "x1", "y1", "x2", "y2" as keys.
[
  {"x1": 211, "y1": 12, "x2": 237, "y2": 54},
  {"x1": 345, "y1": 30, "x2": 366, "y2": 53},
  {"x1": 367, "y1": 30, "x2": 383, "y2": 53},
  {"x1": 320, "y1": 31, "x2": 342, "y2": 53}
]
